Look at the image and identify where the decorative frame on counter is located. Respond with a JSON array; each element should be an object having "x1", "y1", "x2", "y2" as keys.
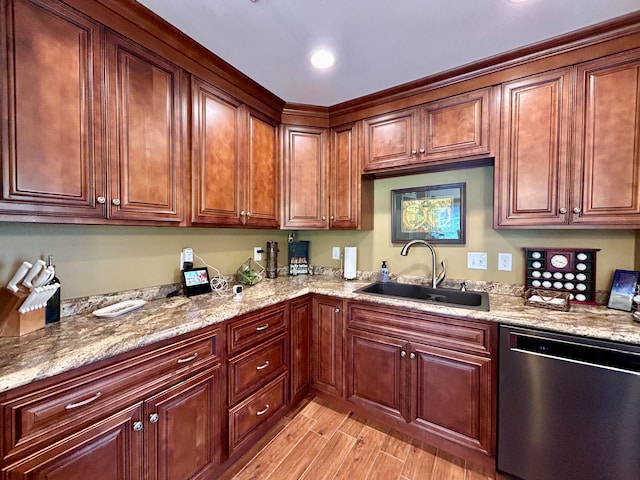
[{"x1": 391, "y1": 182, "x2": 466, "y2": 244}]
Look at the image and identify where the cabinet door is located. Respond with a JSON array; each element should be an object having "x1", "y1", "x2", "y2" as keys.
[
  {"x1": 329, "y1": 123, "x2": 373, "y2": 230},
  {"x1": 419, "y1": 89, "x2": 491, "y2": 162},
  {"x1": 495, "y1": 69, "x2": 572, "y2": 226},
  {"x1": 281, "y1": 125, "x2": 329, "y2": 229},
  {"x1": 572, "y1": 50, "x2": 640, "y2": 225},
  {"x1": 105, "y1": 31, "x2": 183, "y2": 222},
  {"x1": 311, "y1": 296, "x2": 344, "y2": 397},
  {"x1": 290, "y1": 296, "x2": 311, "y2": 404},
  {"x1": 6, "y1": 405, "x2": 143, "y2": 480},
  {"x1": 362, "y1": 108, "x2": 418, "y2": 172},
  {"x1": 0, "y1": 0, "x2": 104, "y2": 218},
  {"x1": 244, "y1": 109, "x2": 279, "y2": 227},
  {"x1": 346, "y1": 329, "x2": 409, "y2": 422},
  {"x1": 409, "y1": 343, "x2": 494, "y2": 456},
  {"x1": 190, "y1": 76, "x2": 242, "y2": 225},
  {"x1": 145, "y1": 366, "x2": 221, "y2": 480}
]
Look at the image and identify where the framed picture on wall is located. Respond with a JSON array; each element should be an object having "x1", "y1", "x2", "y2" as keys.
[{"x1": 391, "y1": 183, "x2": 466, "y2": 244}]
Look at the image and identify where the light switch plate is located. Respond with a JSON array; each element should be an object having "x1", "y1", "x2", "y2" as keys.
[
  {"x1": 467, "y1": 252, "x2": 488, "y2": 270},
  {"x1": 332, "y1": 246, "x2": 341, "y2": 260},
  {"x1": 498, "y1": 253, "x2": 513, "y2": 271}
]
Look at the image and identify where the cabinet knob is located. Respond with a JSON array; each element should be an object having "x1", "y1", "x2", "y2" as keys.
[
  {"x1": 411, "y1": 149, "x2": 417, "y2": 155},
  {"x1": 111, "y1": 198, "x2": 121, "y2": 206},
  {"x1": 149, "y1": 413, "x2": 159, "y2": 423},
  {"x1": 559, "y1": 207, "x2": 568, "y2": 214},
  {"x1": 409, "y1": 352, "x2": 416, "y2": 360},
  {"x1": 322, "y1": 215, "x2": 326, "y2": 221},
  {"x1": 419, "y1": 148, "x2": 425, "y2": 154},
  {"x1": 573, "y1": 207, "x2": 581, "y2": 214},
  {"x1": 335, "y1": 308, "x2": 340, "y2": 313},
  {"x1": 133, "y1": 421, "x2": 143, "y2": 432},
  {"x1": 96, "y1": 196, "x2": 106, "y2": 204},
  {"x1": 401, "y1": 350, "x2": 406, "y2": 357},
  {"x1": 246, "y1": 211, "x2": 251, "y2": 217},
  {"x1": 240, "y1": 211, "x2": 246, "y2": 216},
  {"x1": 330, "y1": 215, "x2": 334, "y2": 220}
]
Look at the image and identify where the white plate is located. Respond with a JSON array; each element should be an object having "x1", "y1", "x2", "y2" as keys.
[
  {"x1": 553, "y1": 281, "x2": 564, "y2": 289},
  {"x1": 93, "y1": 300, "x2": 146, "y2": 318},
  {"x1": 577, "y1": 253, "x2": 588, "y2": 261},
  {"x1": 531, "y1": 280, "x2": 541, "y2": 287},
  {"x1": 576, "y1": 283, "x2": 587, "y2": 291},
  {"x1": 576, "y1": 263, "x2": 587, "y2": 271},
  {"x1": 542, "y1": 271, "x2": 552, "y2": 279},
  {"x1": 576, "y1": 273, "x2": 587, "y2": 281},
  {"x1": 532, "y1": 271, "x2": 542, "y2": 278},
  {"x1": 542, "y1": 281, "x2": 552, "y2": 288},
  {"x1": 575, "y1": 293, "x2": 587, "y2": 301},
  {"x1": 553, "y1": 272, "x2": 563, "y2": 279},
  {"x1": 532, "y1": 261, "x2": 542, "y2": 269},
  {"x1": 564, "y1": 272, "x2": 575, "y2": 280},
  {"x1": 531, "y1": 252, "x2": 542, "y2": 259},
  {"x1": 564, "y1": 282, "x2": 574, "y2": 290}
]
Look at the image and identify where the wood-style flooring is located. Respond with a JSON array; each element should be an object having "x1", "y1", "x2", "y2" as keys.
[{"x1": 231, "y1": 397, "x2": 503, "y2": 480}]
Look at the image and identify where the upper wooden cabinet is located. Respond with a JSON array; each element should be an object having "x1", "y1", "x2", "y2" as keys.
[
  {"x1": 362, "y1": 88, "x2": 493, "y2": 174},
  {"x1": 0, "y1": 0, "x2": 183, "y2": 223},
  {"x1": 105, "y1": 31, "x2": 183, "y2": 222},
  {"x1": 0, "y1": 0, "x2": 104, "y2": 219},
  {"x1": 281, "y1": 123, "x2": 372, "y2": 230},
  {"x1": 191, "y1": 76, "x2": 278, "y2": 227},
  {"x1": 495, "y1": 49, "x2": 640, "y2": 227}
]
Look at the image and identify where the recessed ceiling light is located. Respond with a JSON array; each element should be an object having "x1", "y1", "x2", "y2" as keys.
[{"x1": 310, "y1": 49, "x2": 335, "y2": 69}]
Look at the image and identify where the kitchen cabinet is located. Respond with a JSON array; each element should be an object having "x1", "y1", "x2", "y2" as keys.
[
  {"x1": 311, "y1": 295, "x2": 344, "y2": 397},
  {"x1": 226, "y1": 304, "x2": 289, "y2": 455},
  {"x1": 0, "y1": 0, "x2": 184, "y2": 223},
  {"x1": 346, "y1": 302, "x2": 496, "y2": 466},
  {"x1": 496, "y1": 48, "x2": 640, "y2": 227},
  {"x1": 290, "y1": 296, "x2": 312, "y2": 405},
  {"x1": 191, "y1": 76, "x2": 278, "y2": 227},
  {"x1": 362, "y1": 88, "x2": 492, "y2": 174},
  {"x1": 105, "y1": 30, "x2": 184, "y2": 222},
  {"x1": 0, "y1": 0, "x2": 104, "y2": 219},
  {"x1": 281, "y1": 123, "x2": 372, "y2": 230},
  {"x1": 1, "y1": 327, "x2": 222, "y2": 480}
]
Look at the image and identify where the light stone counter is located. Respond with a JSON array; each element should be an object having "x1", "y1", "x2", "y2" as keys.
[{"x1": 1, "y1": 275, "x2": 639, "y2": 393}]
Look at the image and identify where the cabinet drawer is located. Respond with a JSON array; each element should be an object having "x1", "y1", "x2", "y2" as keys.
[
  {"x1": 228, "y1": 334, "x2": 287, "y2": 405},
  {"x1": 348, "y1": 302, "x2": 494, "y2": 355},
  {"x1": 227, "y1": 304, "x2": 287, "y2": 355},
  {"x1": 228, "y1": 373, "x2": 287, "y2": 453},
  {"x1": 2, "y1": 330, "x2": 219, "y2": 461}
]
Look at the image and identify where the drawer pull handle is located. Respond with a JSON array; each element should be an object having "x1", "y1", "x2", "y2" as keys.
[
  {"x1": 65, "y1": 392, "x2": 102, "y2": 410},
  {"x1": 256, "y1": 323, "x2": 269, "y2": 332},
  {"x1": 256, "y1": 360, "x2": 270, "y2": 370},
  {"x1": 177, "y1": 352, "x2": 198, "y2": 364},
  {"x1": 256, "y1": 404, "x2": 270, "y2": 416}
]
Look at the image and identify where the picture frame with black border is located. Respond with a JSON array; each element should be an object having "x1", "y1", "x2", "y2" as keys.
[
  {"x1": 607, "y1": 269, "x2": 639, "y2": 311},
  {"x1": 182, "y1": 267, "x2": 212, "y2": 297}
]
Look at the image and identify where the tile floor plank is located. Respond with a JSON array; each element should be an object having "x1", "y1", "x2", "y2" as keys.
[
  {"x1": 338, "y1": 412, "x2": 367, "y2": 438},
  {"x1": 265, "y1": 431, "x2": 327, "y2": 480},
  {"x1": 333, "y1": 425, "x2": 387, "y2": 480},
  {"x1": 381, "y1": 429, "x2": 413, "y2": 461},
  {"x1": 300, "y1": 431, "x2": 356, "y2": 480},
  {"x1": 431, "y1": 449, "x2": 467, "y2": 480},
  {"x1": 400, "y1": 439, "x2": 437, "y2": 480},
  {"x1": 309, "y1": 402, "x2": 349, "y2": 438},
  {"x1": 366, "y1": 451, "x2": 404, "y2": 480}
]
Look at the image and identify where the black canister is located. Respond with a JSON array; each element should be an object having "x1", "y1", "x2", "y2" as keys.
[{"x1": 266, "y1": 241, "x2": 278, "y2": 278}]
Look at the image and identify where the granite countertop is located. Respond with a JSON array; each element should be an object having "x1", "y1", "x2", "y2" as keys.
[{"x1": 1, "y1": 275, "x2": 639, "y2": 393}]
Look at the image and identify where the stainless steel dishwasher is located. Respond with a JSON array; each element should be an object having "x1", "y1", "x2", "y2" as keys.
[{"x1": 498, "y1": 325, "x2": 640, "y2": 480}]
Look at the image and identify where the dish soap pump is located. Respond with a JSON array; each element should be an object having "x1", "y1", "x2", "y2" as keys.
[{"x1": 380, "y1": 261, "x2": 389, "y2": 282}]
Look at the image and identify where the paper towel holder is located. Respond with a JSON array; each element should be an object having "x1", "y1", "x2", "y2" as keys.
[{"x1": 343, "y1": 246, "x2": 357, "y2": 280}]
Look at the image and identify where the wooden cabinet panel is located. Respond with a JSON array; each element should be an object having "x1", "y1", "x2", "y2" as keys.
[
  {"x1": 362, "y1": 108, "x2": 418, "y2": 171},
  {"x1": 420, "y1": 89, "x2": 491, "y2": 161},
  {"x1": 0, "y1": 0, "x2": 103, "y2": 218},
  {"x1": 145, "y1": 366, "x2": 221, "y2": 480},
  {"x1": 311, "y1": 296, "x2": 344, "y2": 397},
  {"x1": 106, "y1": 31, "x2": 183, "y2": 222},
  {"x1": 573, "y1": 50, "x2": 640, "y2": 225},
  {"x1": 227, "y1": 304, "x2": 287, "y2": 356},
  {"x1": 496, "y1": 69, "x2": 572, "y2": 226},
  {"x1": 281, "y1": 125, "x2": 329, "y2": 229},
  {"x1": 290, "y1": 296, "x2": 311, "y2": 404},
  {"x1": 5, "y1": 405, "x2": 143, "y2": 480},
  {"x1": 410, "y1": 344, "x2": 493, "y2": 456},
  {"x1": 346, "y1": 329, "x2": 408, "y2": 422},
  {"x1": 190, "y1": 76, "x2": 242, "y2": 225}
]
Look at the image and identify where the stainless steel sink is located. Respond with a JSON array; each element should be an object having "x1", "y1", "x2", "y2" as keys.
[{"x1": 354, "y1": 281, "x2": 490, "y2": 311}]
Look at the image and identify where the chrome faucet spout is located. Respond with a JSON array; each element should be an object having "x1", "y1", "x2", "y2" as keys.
[{"x1": 399, "y1": 239, "x2": 445, "y2": 288}]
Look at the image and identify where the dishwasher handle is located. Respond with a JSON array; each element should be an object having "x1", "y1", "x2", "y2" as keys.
[{"x1": 510, "y1": 333, "x2": 640, "y2": 374}]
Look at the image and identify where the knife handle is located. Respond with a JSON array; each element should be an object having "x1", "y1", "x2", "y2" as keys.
[
  {"x1": 33, "y1": 267, "x2": 55, "y2": 288},
  {"x1": 7, "y1": 261, "x2": 32, "y2": 292},
  {"x1": 22, "y1": 259, "x2": 46, "y2": 289}
]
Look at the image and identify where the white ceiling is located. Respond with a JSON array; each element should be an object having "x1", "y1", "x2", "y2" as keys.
[{"x1": 137, "y1": 0, "x2": 640, "y2": 106}]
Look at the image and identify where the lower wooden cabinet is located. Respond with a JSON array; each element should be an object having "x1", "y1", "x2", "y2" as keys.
[
  {"x1": 346, "y1": 301, "x2": 497, "y2": 466},
  {"x1": 290, "y1": 296, "x2": 312, "y2": 404},
  {"x1": 311, "y1": 295, "x2": 344, "y2": 397}
]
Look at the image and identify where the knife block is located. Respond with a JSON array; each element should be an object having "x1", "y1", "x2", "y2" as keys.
[{"x1": 0, "y1": 287, "x2": 46, "y2": 337}]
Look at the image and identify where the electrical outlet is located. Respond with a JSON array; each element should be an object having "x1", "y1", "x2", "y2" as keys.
[
  {"x1": 498, "y1": 253, "x2": 513, "y2": 271},
  {"x1": 332, "y1": 246, "x2": 341, "y2": 260},
  {"x1": 182, "y1": 248, "x2": 193, "y2": 263},
  {"x1": 467, "y1": 252, "x2": 488, "y2": 270},
  {"x1": 254, "y1": 247, "x2": 263, "y2": 261}
]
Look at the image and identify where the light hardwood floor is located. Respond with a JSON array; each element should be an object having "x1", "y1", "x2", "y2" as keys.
[{"x1": 231, "y1": 397, "x2": 499, "y2": 480}]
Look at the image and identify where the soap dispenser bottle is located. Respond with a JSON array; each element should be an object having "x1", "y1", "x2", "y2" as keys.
[{"x1": 380, "y1": 261, "x2": 389, "y2": 282}]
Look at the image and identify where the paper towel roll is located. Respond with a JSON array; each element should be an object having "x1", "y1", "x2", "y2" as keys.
[{"x1": 344, "y1": 246, "x2": 357, "y2": 280}]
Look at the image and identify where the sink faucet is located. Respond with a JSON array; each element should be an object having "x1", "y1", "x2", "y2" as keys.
[{"x1": 400, "y1": 239, "x2": 446, "y2": 288}]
